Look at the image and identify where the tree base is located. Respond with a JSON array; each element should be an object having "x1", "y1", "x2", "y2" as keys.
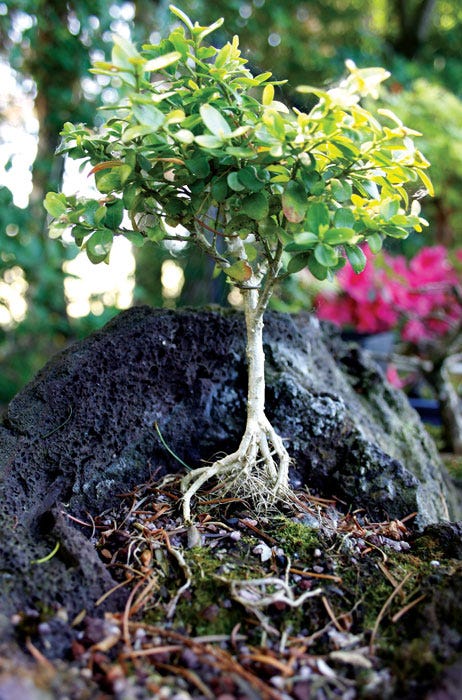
[{"x1": 181, "y1": 415, "x2": 291, "y2": 522}]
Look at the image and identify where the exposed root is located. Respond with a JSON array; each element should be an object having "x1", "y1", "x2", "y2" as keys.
[{"x1": 181, "y1": 416, "x2": 292, "y2": 522}]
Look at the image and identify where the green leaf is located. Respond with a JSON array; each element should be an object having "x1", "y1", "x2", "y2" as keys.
[
  {"x1": 104, "y1": 199, "x2": 124, "y2": 229},
  {"x1": 380, "y1": 198, "x2": 400, "y2": 221},
  {"x1": 323, "y1": 227, "x2": 356, "y2": 245},
  {"x1": 94, "y1": 206, "x2": 107, "y2": 225},
  {"x1": 123, "y1": 183, "x2": 140, "y2": 210},
  {"x1": 122, "y1": 125, "x2": 154, "y2": 142},
  {"x1": 86, "y1": 229, "x2": 113, "y2": 264},
  {"x1": 175, "y1": 128, "x2": 195, "y2": 144},
  {"x1": 112, "y1": 34, "x2": 140, "y2": 60},
  {"x1": 124, "y1": 231, "x2": 145, "y2": 247},
  {"x1": 330, "y1": 178, "x2": 352, "y2": 203},
  {"x1": 237, "y1": 166, "x2": 266, "y2": 192},
  {"x1": 287, "y1": 252, "x2": 310, "y2": 274},
  {"x1": 262, "y1": 83, "x2": 275, "y2": 106},
  {"x1": 48, "y1": 221, "x2": 68, "y2": 239},
  {"x1": 197, "y1": 46, "x2": 217, "y2": 60},
  {"x1": 284, "y1": 232, "x2": 318, "y2": 252},
  {"x1": 211, "y1": 176, "x2": 229, "y2": 202},
  {"x1": 144, "y1": 51, "x2": 181, "y2": 72},
  {"x1": 244, "y1": 244, "x2": 257, "y2": 262},
  {"x1": 390, "y1": 214, "x2": 410, "y2": 226},
  {"x1": 195, "y1": 17, "x2": 225, "y2": 42},
  {"x1": 71, "y1": 224, "x2": 89, "y2": 247},
  {"x1": 383, "y1": 225, "x2": 409, "y2": 239},
  {"x1": 240, "y1": 192, "x2": 269, "y2": 221},
  {"x1": 314, "y1": 243, "x2": 339, "y2": 267},
  {"x1": 308, "y1": 255, "x2": 329, "y2": 280},
  {"x1": 132, "y1": 103, "x2": 164, "y2": 130},
  {"x1": 258, "y1": 219, "x2": 286, "y2": 242},
  {"x1": 227, "y1": 172, "x2": 246, "y2": 192},
  {"x1": 306, "y1": 202, "x2": 330, "y2": 234},
  {"x1": 367, "y1": 233, "x2": 383, "y2": 254},
  {"x1": 44, "y1": 192, "x2": 67, "y2": 218},
  {"x1": 225, "y1": 260, "x2": 252, "y2": 282},
  {"x1": 345, "y1": 244, "x2": 367, "y2": 273},
  {"x1": 95, "y1": 170, "x2": 122, "y2": 194},
  {"x1": 168, "y1": 4, "x2": 194, "y2": 31},
  {"x1": 200, "y1": 103, "x2": 231, "y2": 137},
  {"x1": 81, "y1": 200, "x2": 100, "y2": 225},
  {"x1": 119, "y1": 164, "x2": 132, "y2": 185},
  {"x1": 185, "y1": 156, "x2": 210, "y2": 178},
  {"x1": 112, "y1": 35, "x2": 140, "y2": 72},
  {"x1": 225, "y1": 215, "x2": 254, "y2": 235},
  {"x1": 195, "y1": 134, "x2": 224, "y2": 149},
  {"x1": 145, "y1": 225, "x2": 165, "y2": 242},
  {"x1": 282, "y1": 180, "x2": 307, "y2": 223},
  {"x1": 300, "y1": 170, "x2": 324, "y2": 195},
  {"x1": 333, "y1": 208, "x2": 356, "y2": 229},
  {"x1": 226, "y1": 146, "x2": 255, "y2": 158}
]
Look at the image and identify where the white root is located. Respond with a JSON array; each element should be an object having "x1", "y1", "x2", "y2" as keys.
[
  {"x1": 181, "y1": 416, "x2": 291, "y2": 522},
  {"x1": 231, "y1": 576, "x2": 323, "y2": 610}
]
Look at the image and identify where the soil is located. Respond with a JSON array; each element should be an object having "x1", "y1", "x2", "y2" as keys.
[{"x1": 1, "y1": 472, "x2": 461, "y2": 700}]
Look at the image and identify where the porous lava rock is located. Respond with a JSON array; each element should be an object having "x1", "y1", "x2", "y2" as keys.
[{"x1": 0, "y1": 306, "x2": 458, "y2": 630}]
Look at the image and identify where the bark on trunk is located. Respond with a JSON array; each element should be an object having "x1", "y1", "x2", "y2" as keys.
[
  {"x1": 181, "y1": 288, "x2": 291, "y2": 521},
  {"x1": 243, "y1": 288, "x2": 266, "y2": 425}
]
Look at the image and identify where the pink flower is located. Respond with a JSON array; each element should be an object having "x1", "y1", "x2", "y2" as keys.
[
  {"x1": 315, "y1": 295, "x2": 355, "y2": 326},
  {"x1": 401, "y1": 318, "x2": 429, "y2": 343},
  {"x1": 314, "y1": 245, "x2": 462, "y2": 346},
  {"x1": 386, "y1": 364, "x2": 407, "y2": 389}
]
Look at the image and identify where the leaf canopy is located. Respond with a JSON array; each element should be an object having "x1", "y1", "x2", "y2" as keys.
[{"x1": 47, "y1": 6, "x2": 431, "y2": 289}]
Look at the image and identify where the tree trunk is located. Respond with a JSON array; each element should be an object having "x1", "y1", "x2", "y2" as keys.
[
  {"x1": 243, "y1": 288, "x2": 266, "y2": 426},
  {"x1": 392, "y1": 0, "x2": 437, "y2": 58},
  {"x1": 25, "y1": 0, "x2": 79, "y2": 327},
  {"x1": 181, "y1": 287, "x2": 290, "y2": 521}
]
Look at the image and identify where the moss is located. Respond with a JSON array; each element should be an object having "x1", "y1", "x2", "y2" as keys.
[
  {"x1": 146, "y1": 542, "x2": 268, "y2": 637},
  {"x1": 399, "y1": 636, "x2": 441, "y2": 675},
  {"x1": 270, "y1": 517, "x2": 322, "y2": 558},
  {"x1": 177, "y1": 547, "x2": 243, "y2": 635},
  {"x1": 137, "y1": 512, "x2": 461, "y2": 698}
]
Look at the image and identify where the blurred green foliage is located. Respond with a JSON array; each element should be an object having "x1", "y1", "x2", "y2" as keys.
[
  {"x1": 1, "y1": 0, "x2": 462, "y2": 405},
  {"x1": 376, "y1": 81, "x2": 462, "y2": 252}
]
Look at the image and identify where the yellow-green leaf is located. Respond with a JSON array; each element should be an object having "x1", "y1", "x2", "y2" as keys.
[
  {"x1": 415, "y1": 168, "x2": 434, "y2": 197},
  {"x1": 200, "y1": 103, "x2": 232, "y2": 138},
  {"x1": 144, "y1": 51, "x2": 181, "y2": 72},
  {"x1": 262, "y1": 84, "x2": 274, "y2": 106}
]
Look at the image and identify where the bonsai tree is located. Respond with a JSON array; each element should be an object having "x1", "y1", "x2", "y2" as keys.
[{"x1": 45, "y1": 6, "x2": 431, "y2": 521}]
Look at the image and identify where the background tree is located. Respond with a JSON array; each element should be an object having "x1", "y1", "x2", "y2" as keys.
[{"x1": 0, "y1": 0, "x2": 115, "y2": 399}]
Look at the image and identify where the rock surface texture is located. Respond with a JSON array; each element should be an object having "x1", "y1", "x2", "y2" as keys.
[{"x1": 0, "y1": 306, "x2": 458, "y2": 625}]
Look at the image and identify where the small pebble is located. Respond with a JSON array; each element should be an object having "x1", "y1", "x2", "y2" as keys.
[{"x1": 430, "y1": 560, "x2": 440, "y2": 567}]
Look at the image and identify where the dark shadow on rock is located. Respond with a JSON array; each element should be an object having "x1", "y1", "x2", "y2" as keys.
[{"x1": 0, "y1": 306, "x2": 459, "y2": 653}]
